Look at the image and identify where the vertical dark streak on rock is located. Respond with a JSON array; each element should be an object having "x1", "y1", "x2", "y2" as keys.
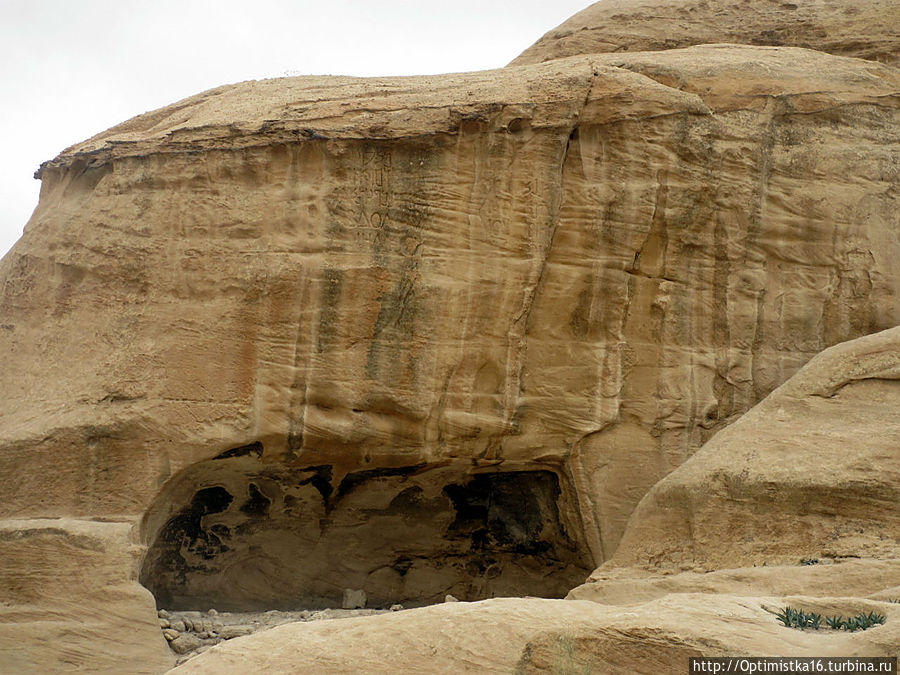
[
  {"x1": 502, "y1": 70, "x2": 598, "y2": 439},
  {"x1": 712, "y1": 216, "x2": 733, "y2": 421},
  {"x1": 746, "y1": 98, "x2": 780, "y2": 403}
]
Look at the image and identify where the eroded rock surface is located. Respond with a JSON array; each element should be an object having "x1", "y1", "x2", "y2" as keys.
[
  {"x1": 0, "y1": 2, "x2": 898, "y2": 671},
  {"x1": 0, "y1": 519, "x2": 173, "y2": 674},
  {"x1": 141, "y1": 462, "x2": 590, "y2": 609},
  {"x1": 606, "y1": 326, "x2": 900, "y2": 573},
  {"x1": 511, "y1": 0, "x2": 900, "y2": 67},
  {"x1": 167, "y1": 596, "x2": 900, "y2": 674},
  {"x1": 1, "y1": 47, "x2": 897, "y2": 580}
]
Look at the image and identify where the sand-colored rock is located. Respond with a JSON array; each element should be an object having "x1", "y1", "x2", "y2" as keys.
[
  {"x1": 569, "y1": 559, "x2": 900, "y2": 604},
  {"x1": 1, "y1": 1, "x2": 900, "y2": 669},
  {"x1": 0, "y1": 519, "x2": 173, "y2": 674},
  {"x1": 511, "y1": 0, "x2": 900, "y2": 67},
  {"x1": 0, "y1": 42, "x2": 898, "y2": 621},
  {"x1": 605, "y1": 326, "x2": 900, "y2": 572},
  {"x1": 167, "y1": 596, "x2": 900, "y2": 674}
]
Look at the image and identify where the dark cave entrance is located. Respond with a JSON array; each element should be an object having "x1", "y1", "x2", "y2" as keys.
[{"x1": 139, "y1": 449, "x2": 593, "y2": 611}]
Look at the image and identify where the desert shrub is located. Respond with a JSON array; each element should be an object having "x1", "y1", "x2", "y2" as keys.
[{"x1": 774, "y1": 607, "x2": 884, "y2": 632}]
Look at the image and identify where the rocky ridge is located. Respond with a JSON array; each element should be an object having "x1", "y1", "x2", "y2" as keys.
[
  {"x1": 0, "y1": 0, "x2": 897, "y2": 672},
  {"x1": 511, "y1": 0, "x2": 900, "y2": 67}
]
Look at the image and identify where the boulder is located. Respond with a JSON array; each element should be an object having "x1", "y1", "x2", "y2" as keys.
[
  {"x1": 605, "y1": 326, "x2": 900, "y2": 572},
  {"x1": 341, "y1": 588, "x2": 367, "y2": 610}
]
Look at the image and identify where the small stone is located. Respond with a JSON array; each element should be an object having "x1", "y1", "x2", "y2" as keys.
[
  {"x1": 218, "y1": 624, "x2": 255, "y2": 639},
  {"x1": 390, "y1": 604, "x2": 403, "y2": 611},
  {"x1": 207, "y1": 608, "x2": 218, "y2": 617},
  {"x1": 157, "y1": 609, "x2": 170, "y2": 619},
  {"x1": 163, "y1": 629, "x2": 180, "y2": 641},
  {"x1": 169, "y1": 633, "x2": 203, "y2": 655},
  {"x1": 299, "y1": 610, "x2": 311, "y2": 620},
  {"x1": 158, "y1": 618, "x2": 170, "y2": 629},
  {"x1": 444, "y1": 594, "x2": 459, "y2": 603},
  {"x1": 182, "y1": 616, "x2": 194, "y2": 632},
  {"x1": 342, "y1": 588, "x2": 367, "y2": 609},
  {"x1": 169, "y1": 619, "x2": 186, "y2": 633}
]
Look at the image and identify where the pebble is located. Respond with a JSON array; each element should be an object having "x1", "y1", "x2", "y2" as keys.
[
  {"x1": 158, "y1": 605, "x2": 416, "y2": 658},
  {"x1": 444, "y1": 594, "x2": 459, "y2": 603},
  {"x1": 217, "y1": 625, "x2": 255, "y2": 640},
  {"x1": 169, "y1": 634, "x2": 203, "y2": 655}
]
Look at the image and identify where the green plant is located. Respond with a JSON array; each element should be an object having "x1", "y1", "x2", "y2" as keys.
[
  {"x1": 867, "y1": 611, "x2": 886, "y2": 626},
  {"x1": 774, "y1": 607, "x2": 884, "y2": 632},
  {"x1": 776, "y1": 607, "x2": 795, "y2": 627}
]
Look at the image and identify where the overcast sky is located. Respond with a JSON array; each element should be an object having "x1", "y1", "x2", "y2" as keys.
[{"x1": 0, "y1": 0, "x2": 591, "y2": 259}]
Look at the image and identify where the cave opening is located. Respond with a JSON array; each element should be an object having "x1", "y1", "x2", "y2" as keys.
[{"x1": 139, "y1": 449, "x2": 593, "y2": 611}]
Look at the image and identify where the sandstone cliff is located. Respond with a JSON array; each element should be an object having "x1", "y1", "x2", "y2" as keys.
[
  {"x1": 165, "y1": 327, "x2": 900, "y2": 673},
  {"x1": 0, "y1": 1, "x2": 898, "y2": 671},
  {"x1": 3, "y1": 47, "x2": 898, "y2": 581}
]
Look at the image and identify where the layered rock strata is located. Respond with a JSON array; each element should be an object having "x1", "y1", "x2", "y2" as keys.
[
  {"x1": 0, "y1": 45, "x2": 897, "y2": 617},
  {"x1": 0, "y1": 3, "x2": 899, "y2": 669}
]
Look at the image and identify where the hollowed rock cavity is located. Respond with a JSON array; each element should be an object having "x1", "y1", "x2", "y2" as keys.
[{"x1": 139, "y1": 451, "x2": 592, "y2": 611}]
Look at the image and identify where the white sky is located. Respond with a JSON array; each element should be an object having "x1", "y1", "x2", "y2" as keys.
[{"x1": 0, "y1": 0, "x2": 591, "y2": 259}]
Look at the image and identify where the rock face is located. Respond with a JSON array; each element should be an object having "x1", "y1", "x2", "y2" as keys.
[
  {"x1": 168, "y1": 596, "x2": 900, "y2": 674},
  {"x1": 0, "y1": 41, "x2": 898, "y2": 615},
  {"x1": 0, "y1": 519, "x2": 173, "y2": 673},
  {"x1": 511, "y1": 0, "x2": 900, "y2": 67},
  {"x1": 166, "y1": 327, "x2": 900, "y2": 674},
  {"x1": 1, "y1": 0, "x2": 899, "y2": 671},
  {"x1": 605, "y1": 326, "x2": 900, "y2": 572}
]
